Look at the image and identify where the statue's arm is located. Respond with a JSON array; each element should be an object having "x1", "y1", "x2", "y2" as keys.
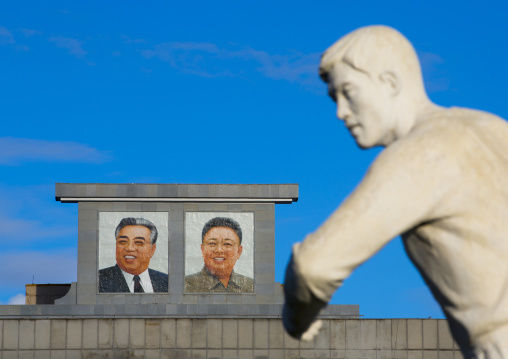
[{"x1": 283, "y1": 134, "x2": 458, "y2": 338}]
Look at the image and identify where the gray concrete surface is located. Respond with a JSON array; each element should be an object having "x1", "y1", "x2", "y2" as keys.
[{"x1": 0, "y1": 318, "x2": 461, "y2": 358}]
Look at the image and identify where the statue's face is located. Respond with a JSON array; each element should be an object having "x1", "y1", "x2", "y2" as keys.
[{"x1": 327, "y1": 63, "x2": 395, "y2": 148}]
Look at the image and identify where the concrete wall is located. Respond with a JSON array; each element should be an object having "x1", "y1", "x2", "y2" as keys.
[{"x1": 0, "y1": 318, "x2": 461, "y2": 358}]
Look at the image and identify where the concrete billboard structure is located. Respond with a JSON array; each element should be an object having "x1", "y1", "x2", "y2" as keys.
[{"x1": 0, "y1": 183, "x2": 461, "y2": 357}]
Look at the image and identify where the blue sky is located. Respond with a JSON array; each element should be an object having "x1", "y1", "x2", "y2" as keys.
[{"x1": 1, "y1": 1, "x2": 507, "y2": 317}]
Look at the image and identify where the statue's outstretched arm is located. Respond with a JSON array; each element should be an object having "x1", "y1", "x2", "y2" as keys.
[{"x1": 283, "y1": 134, "x2": 457, "y2": 340}]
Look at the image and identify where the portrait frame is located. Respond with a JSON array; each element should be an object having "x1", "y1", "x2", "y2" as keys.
[
  {"x1": 97, "y1": 211, "x2": 169, "y2": 293},
  {"x1": 184, "y1": 212, "x2": 254, "y2": 293}
]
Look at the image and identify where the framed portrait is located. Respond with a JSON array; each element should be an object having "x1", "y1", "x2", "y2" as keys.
[
  {"x1": 185, "y1": 212, "x2": 254, "y2": 293},
  {"x1": 97, "y1": 212, "x2": 169, "y2": 293}
]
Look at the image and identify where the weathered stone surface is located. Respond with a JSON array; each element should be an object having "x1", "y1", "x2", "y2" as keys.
[
  {"x1": 438, "y1": 320, "x2": 454, "y2": 350},
  {"x1": 392, "y1": 319, "x2": 408, "y2": 350},
  {"x1": 191, "y1": 319, "x2": 207, "y2": 349},
  {"x1": 376, "y1": 319, "x2": 391, "y2": 350},
  {"x1": 129, "y1": 319, "x2": 145, "y2": 349},
  {"x1": 253, "y1": 319, "x2": 268, "y2": 348},
  {"x1": 82, "y1": 319, "x2": 98, "y2": 349},
  {"x1": 0, "y1": 317, "x2": 466, "y2": 357},
  {"x1": 408, "y1": 320, "x2": 423, "y2": 349},
  {"x1": 360, "y1": 320, "x2": 376, "y2": 349},
  {"x1": 113, "y1": 318, "x2": 129, "y2": 348},
  {"x1": 4, "y1": 320, "x2": 19, "y2": 350},
  {"x1": 345, "y1": 320, "x2": 360, "y2": 350},
  {"x1": 176, "y1": 319, "x2": 191, "y2": 348},
  {"x1": 207, "y1": 319, "x2": 222, "y2": 349},
  {"x1": 222, "y1": 319, "x2": 238, "y2": 349},
  {"x1": 238, "y1": 319, "x2": 253, "y2": 349},
  {"x1": 269, "y1": 319, "x2": 284, "y2": 349},
  {"x1": 66, "y1": 320, "x2": 82, "y2": 349},
  {"x1": 330, "y1": 319, "x2": 346, "y2": 350},
  {"x1": 50, "y1": 320, "x2": 66, "y2": 349},
  {"x1": 160, "y1": 319, "x2": 176, "y2": 348},
  {"x1": 97, "y1": 319, "x2": 113, "y2": 349},
  {"x1": 423, "y1": 320, "x2": 438, "y2": 349},
  {"x1": 145, "y1": 319, "x2": 161, "y2": 349},
  {"x1": 19, "y1": 320, "x2": 35, "y2": 350}
]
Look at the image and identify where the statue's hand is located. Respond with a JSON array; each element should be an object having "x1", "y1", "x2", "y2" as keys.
[
  {"x1": 283, "y1": 246, "x2": 328, "y2": 340},
  {"x1": 300, "y1": 319, "x2": 323, "y2": 341}
]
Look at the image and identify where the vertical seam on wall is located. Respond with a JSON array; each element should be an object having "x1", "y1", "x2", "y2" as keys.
[
  {"x1": 65, "y1": 319, "x2": 68, "y2": 352},
  {"x1": 78, "y1": 318, "x2": 83, "y2": 351},
  {"x1": 50, "y1": 318, "x2": 54, "y2": 352},
  {"x1": 420, "y1": 319, "x2": 423, "y2": 351},
  {"x1": 159, "y1": 319, "x2": 162, "y2": 355},
  {"x1": 143, "y1": 318, "x2": 147, "y2": 357},
  {"x1": 220, "y1": 318, "x2": 223, "y2": 356},
  {"x1": 406, "y1": 319, "x2": 409, "y2": 357},
  {"x1": 393, "y1": 319, "x2": 398, "y2": 356},
  {"x1": 433, "y1": 320, "x2": 437, "y2": 351},
  {"x1": 195, "y1": 319, "x2": 199, "y2": 354},
  {"x1": 344, "y1": 319, "x2": 347, "y2": 352},
  {"x1": 235, "y1": 319, "x2": 239, "y2": 351},
  {"x1": 435, "y1": 320, "x2": 439, "y2": 351},
  {"x1": 127, "y1": 318, "x2": 130, "y2": 354},
  {"x1": 112, "y1": 318, "x2": 115, "y2": 357},
  {"x1": 282, "y1": 318, "x2": 285, "y2": 350},
  {"x1": 269, "y1": 318, "x2": 272, "y2": 350}
]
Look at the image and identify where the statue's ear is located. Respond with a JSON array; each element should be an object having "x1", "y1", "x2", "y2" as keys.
[{"x1": 379, "y1": 71, "x2": 402, "y2": 96}]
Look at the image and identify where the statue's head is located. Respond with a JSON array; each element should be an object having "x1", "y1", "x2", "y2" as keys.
[{"x1": 319, "y1": 26, "x2": 427, "y2": 148}]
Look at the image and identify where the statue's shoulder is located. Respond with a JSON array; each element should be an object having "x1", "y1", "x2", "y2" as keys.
[
  {"x1": 374, "y1": 108, "x2": 476, "y2": 168},
  {"x1": 398, "y1": 107, "x2": 503, "y2": 149},
  {"x1": 416, "y1": 107, "x2": 506, "y2": 133},
  {"x1": 382, "y1": 106, "x2": 508, "y2": 167}
]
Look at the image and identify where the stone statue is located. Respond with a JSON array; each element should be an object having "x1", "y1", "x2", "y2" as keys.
[{"x1": 283, "y1": 25, "x2": 508, "y2": 358}]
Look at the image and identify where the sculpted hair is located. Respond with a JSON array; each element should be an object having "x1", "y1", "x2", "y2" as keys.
[
  {"x1": 202, "y1": 217, "x2": 243, "y2": 244},
  {"x1": 319, "y1": 25, "x2": 424, "y2": 91},
  {"x1": 115, "y1": 217, "x2": 158, "y2": 244}
]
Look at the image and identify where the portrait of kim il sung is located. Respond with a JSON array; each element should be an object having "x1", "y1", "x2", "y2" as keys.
[
  {"x1": 185, "y1": 212, "x2": 254, "y2": 293},
  {"x1": 98, "y1": 212, "x2": 169, "y2": 293}
]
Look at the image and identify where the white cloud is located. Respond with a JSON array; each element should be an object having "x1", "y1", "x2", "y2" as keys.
[
  {"x1": 0, "y1": 26, "x2": 15, "y2": 45},
  {"x1": 121, "y1": 35, "x2": 147, "y2": 44},
  {"x1": 0, "y1": 137, "x2": 112, "y2": 165},
  {"x1": 15, "y1": 45, "x2": 29, "y2": 52},
  {"x1": 141, "y1": 42, "x2": 225, "y2": 77},
  {"x1": 141, "y1": 42, "x2": 321, "y2": 87},
  {"x1": 227, "y1": 47, "x2": 321, "y2": 86},
  {"x1": 19, "y1": 28, "x2": 43, "y2": 37},
  {"x1": 7, "y1": 293, "x2": 25, "y2": 305},
  {"x1": 48, "y1": 36, "x2": 87, "y2": 58}
]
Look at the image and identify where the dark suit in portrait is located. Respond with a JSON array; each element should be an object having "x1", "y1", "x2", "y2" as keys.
[{"x1": 99, "y1": 217, "x2": 168, "y2": 293}]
